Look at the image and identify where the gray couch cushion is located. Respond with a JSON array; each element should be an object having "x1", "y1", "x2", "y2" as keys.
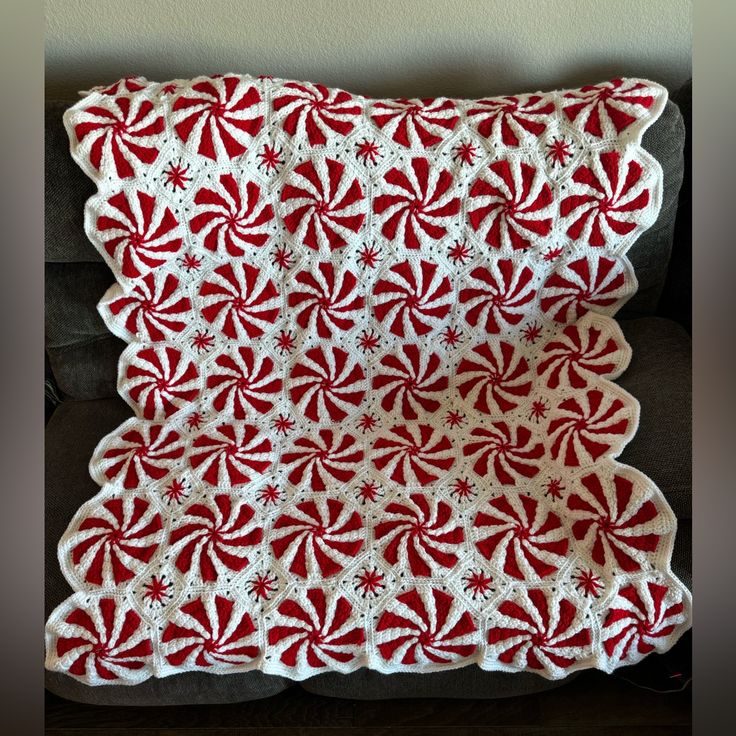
[
  {"x1": 301, "y1": 666, "x2": 574, "y2": 700},
  {"x1": 44, "y1": 398, "x2": 291, "y2": 706},
  {"x1": 45, "y1": 100, "x2": 99, "y2": 263},
  {"x1": 45, "y1": 315, "x2": 690, "y2": 704},
  {"x1": 623, "y1": 98, "x2": 685, "y2": 317},
  {"x1": 658, "y1": 79, "x2": 692, "y2": 332},
  {"x1": 618, "y1": 317, "x2": 691, "y2": 520},
  {"x1": 45, "y1": 262, "x2": 124, "y2": 399}
]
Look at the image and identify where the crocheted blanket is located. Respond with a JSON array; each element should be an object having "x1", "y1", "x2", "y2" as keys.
[{"x1": 45, "y1": 74, "x2": 692, "y2": 685}]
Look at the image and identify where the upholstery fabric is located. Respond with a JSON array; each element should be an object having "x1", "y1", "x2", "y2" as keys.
[
  {"x1": 658, "y1": 80, "x2": 691, "y2": 332},
  {"x1": 45, "y1": 101, "x2": 99, "y2": 263},
  {"x1": 45, "y1": 262, "x2": 125, "y2": 399},
  {"x1": 618, "y1": 317, "x2": 691, "y2": 520},
  {"x1": 625, "y1": 98, "x2": 685, "y2": 316}
]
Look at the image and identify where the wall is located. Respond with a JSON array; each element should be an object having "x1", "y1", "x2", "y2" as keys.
[{"x1": 45, "y1": 0, "x2": 691, "y2": 99}]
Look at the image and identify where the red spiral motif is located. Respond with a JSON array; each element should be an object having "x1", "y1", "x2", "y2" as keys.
[
  {"x1": 463, "y1": 423, "x2": 544, "y2": 484},
  {"x1": 53, "y1": 597, "x2": 153, "y2": 683},
  {"x1": 68, "y1": 496, "x2": 163, "y2": 586},
  {"x1": 123, "y1": 346, "x2": 199, "y2": 420},
  {"x1": 548, "y1": 388, "x2": 631, "y2": 466},
  {"x1": 603, "y1": 580, "x2": 686, "y2": 663},
  {"x1": 168, "y1": 494, "x2": 263, "y2": 582},
  {"x1": 540, "y1": 255, "x2": 631, "y2": 324},
  {"x1": 372, "y1": 259, "x2": 452, "y2": 338},
  {"x1": 373, "y1": 344, "x2": 448, "y2": 419},
  {"x1": 162, "y1": 594, "x2": 259, "y2": 667},
  {"x1": 371, "y1": 424, "x2": 455, "y2": 486},
  {"x1": 190, "y1": 173, "x2": 274, "y2": 255},
  {"x1": 206, "y1": 347, "x2": 282, "y2": 419},
  {"x1": 282, "y1": 430, "x2": 364, "y2": 491},
  {"x1": 73, "y1": 96, "x2": 163, "y2": 177},
  {"x1": 373, "y1": 158, "x2": 460, "y2": 249},
  {"x1": 290, "y1": 346, "x2": 366, "y2": 423},
  {"x1": 467, "y1": 94, "x2": 555, "y2": 146},
  {"x1": 273, "y1": 81, "x2": 362, "y2": 145},
  {"x1": 199, "y1": 262, "x2": 280, "y2": 339},
  {"x1": 560, "y1": 151, "x2": 651, "y2": 247},
  {"x1": 189, "y1": 423, "x2": 273, "y2": 486},
  {"x1": 104, "y1": 272, "x2": 191, "y2": 341},
  {"x1": 99, "y1": 423, "x2": 184, "y2": 489},
  {"x1": 95, "y1": 190, "x2": 182, "y2": 279},
  {"x1": 458, "y1": 259, "x2": 537, "y2": 334},
  {"x1": 457, "y1": 341, "x2": 532, "y2": 414},
  {"x1": 271, "y1": 498, "x2": 364, "y2": 578},
  {"x1": 473, "y1": 493, "x2": 568, "y2": 579},
  {"x1": 371, "y1": 97, "x2": 459, "y2": 148},
  {"x1": 562, "y1": 78, "x2": 656, "y2": 138},
  {"x1": 280, "y1": 158, "x2": 365, "y2": 251},
  {"x1": 567, "y1": 471, "x2": 663, "y2": 572},
  {"x1": 376, "y1": 588, "x2": 477, "y2": 665},
  {"x1": 468, "y1": 159, "x2": 553, "y2": 250},
  {"x1": 172, "y1": 76, "x2": 263, "y2": 159},
  {"x1": 374, "y1": 493, "x2": 463, "y2": 576},
  {"x1": 537, "y1": 322, "x2": 623, "y2": 389},
  {"x1": 268, "y1": 588, "x2": 365, "y2": 668},
  {"x1": 288, "y1": 262, "x2": 364, "y2": 339},
  {"x1": 487, "y1": 588, "x2": 591, "y2": 672}
]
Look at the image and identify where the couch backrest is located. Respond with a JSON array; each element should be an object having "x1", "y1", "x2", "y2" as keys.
[{"x1": 44, "y1": 95, "x2": 685, "y2": 401}]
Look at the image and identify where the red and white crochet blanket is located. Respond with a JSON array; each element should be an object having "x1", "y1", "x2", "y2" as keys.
[{"x1": 45, "y1": 74, "x2": 692, "y2": 685}]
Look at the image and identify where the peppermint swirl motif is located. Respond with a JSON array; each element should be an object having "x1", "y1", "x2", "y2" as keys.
[
  {"x1": 66, "y1": 497, "x2": 163, "y2": 587},
  {"x1": 377, "y1": 588, "x2": 477, "y2": 665},
  {"x1": 94, "y1": 191, "x2": 182, "y2": 279},
  {"x1": 102, "y1": 272, "x2": 191, "y2": 342},
  {"x1": 372, "y1": 424, "x2": 455, "y2": 486},
  {"x1": 373, "y1": 158, "x2": 460, "y2": 250},
  {"x1": 271, "y1": 498, "x2": 364, "y2": 579},
  {"x1": 280, "y1": 157, "x2": 365, "y2": 251},
  {"x1": 49, "y1": 597, "x2": 153, "y2": 683},
  {"x1": 162, "y1": 594, "x2": 259, "y2": 668},
  {"x1": 487, "y1": 588, "x2": 592, "y2": 675},
  {"x1": 268, "y1": 588, "x2": 365, "y2": 669},
  {"x1": 171, "y1": 76, "x2": 264, "y2": 160},
  {"x1": 282, "y1": 430, "x2": 364, "y2": 491},
  {"x1": 374, "y1": 493, "x2": 464, "y2": 576},
  {"x1": 473, "y1": 493, "x2": 568, "y2": 580},
  {"x1": 73, "y1": 95, "x2": 163, "y2": 178},
  {"x1": 190, "y1": 173, "x2": 274, "y2": 256},
  {"x1": 168, "y1": 494, "x2": 263, "y2": 582}
]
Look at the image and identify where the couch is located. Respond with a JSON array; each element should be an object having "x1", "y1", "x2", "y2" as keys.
[{"x1": 44, "y1": 79, "x2": 692, "y2": 705}]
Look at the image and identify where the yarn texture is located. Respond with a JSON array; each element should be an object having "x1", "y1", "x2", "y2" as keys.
[{"x1": 44, "y1": 74, "x2": 692, "y2": 685}]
